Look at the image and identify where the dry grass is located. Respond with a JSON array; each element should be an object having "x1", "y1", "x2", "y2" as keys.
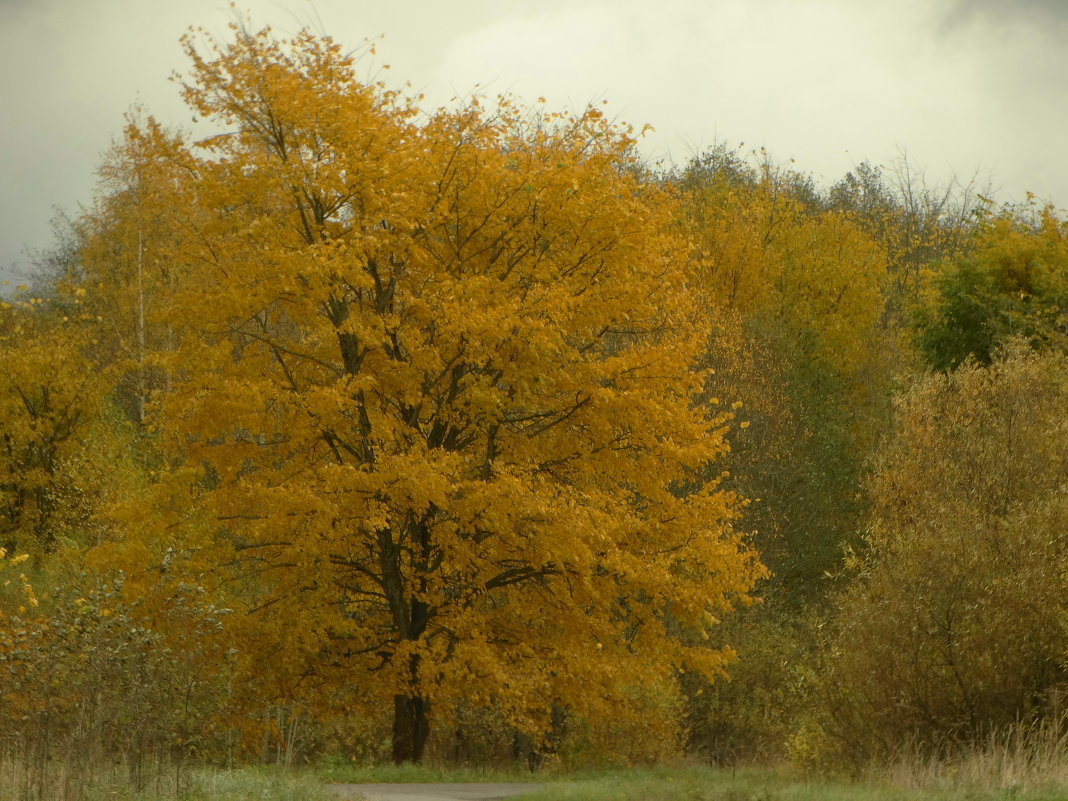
[
  {"x1": 877, "y1": 714, "x2": 1068, "y2": 795},
  {"x1": 0, "y1": 761, "x2": 330, "y2": 801}
]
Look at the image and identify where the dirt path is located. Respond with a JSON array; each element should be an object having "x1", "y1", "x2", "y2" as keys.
[{"x1": 324, "y1": 782, "x2": 545, "y2": 801}]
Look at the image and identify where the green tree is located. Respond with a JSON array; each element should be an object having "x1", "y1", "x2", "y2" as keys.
[
  {"x1": 678, "y1": 147, "x2": 888, "y2": 601},
  {"x1": 673, "y1": 148, "x2": 890, "y2": 762},
  {"x1": 916, "y1": 203, "x2": 1068, "y2": 370}
]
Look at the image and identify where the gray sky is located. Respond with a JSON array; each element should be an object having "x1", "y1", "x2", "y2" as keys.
[{"x1": 2, "y1": 0, "x2": 1067, "y2": 287}]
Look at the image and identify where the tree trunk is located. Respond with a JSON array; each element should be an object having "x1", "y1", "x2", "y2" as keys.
[{"x1": 391, "y1": 693, "x2": 430, "y2": 764}]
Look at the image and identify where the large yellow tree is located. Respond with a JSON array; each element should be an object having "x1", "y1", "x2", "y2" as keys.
[{"x1": 87, "y1": 25, "x2": 764, "y2": 762}]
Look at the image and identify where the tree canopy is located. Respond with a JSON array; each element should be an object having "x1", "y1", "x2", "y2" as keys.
[
  {"x1": 73, "y1": 24, "x2": 765, "y2": 763},
  {"x1": 915, "y1": 203, "x2": 1068, "y2": 370}
]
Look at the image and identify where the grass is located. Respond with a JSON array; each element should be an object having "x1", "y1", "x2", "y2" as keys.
[
  {"x1": 878, "y1": 715, "x2": 1068, "y2": 796},
  {"x1": 7, "y1": 740, "x2": 1068, "y2": 801},
  {"x1": 179, "y1": 766, "x2": 332, "y2": 801},
  {"x1": 513, "y1": 765, "x2": 1068, "y2": 801},
  {"x1": 0, "y1": 763, "x2": 332, "y2": 801},
  {"x1": 315, "y1": 762, "x2": 1068, "y2": 801},
  {"x1": 311, "y1": 714, "x2": 1068, "y2": 800},
  {"x1": 316, "y1": 759, "x2": 536, "y2": 784}
]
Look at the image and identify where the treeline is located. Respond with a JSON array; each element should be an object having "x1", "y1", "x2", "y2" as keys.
[
  {"x1": 671, "y1": 148, "x2": 1068, "y2": 769},
  {"x1": 1, "y1": 19, "x2": 1066, "y2": 799}
]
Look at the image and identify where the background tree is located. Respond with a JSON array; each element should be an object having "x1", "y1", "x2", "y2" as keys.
[
  {"x1": 915, "y1": 202, "x2": 1068, "y2": 370},
  {"x1": 827, "y1": 156, "x2": 982, "y2": 337},
  {"x1": 808, "y1": 344, "x2": 1068, "y2": 767},
  {"x1": 678, "y1": 147, "x2": 888, "y2": 596},
  {"x1": 74, "y1": 114, "x2": 193, "y2": 429},
  {"x1": 672, "y1": 148, "x2": 890, "y2": 762},
  {"x1": 0, "y1": 297, "x2": 117, "y2": 556}
]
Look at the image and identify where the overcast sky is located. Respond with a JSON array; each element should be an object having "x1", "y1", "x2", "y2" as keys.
[{"x1": 2, "y1": 0, "x2": 1067, "y2": 287}]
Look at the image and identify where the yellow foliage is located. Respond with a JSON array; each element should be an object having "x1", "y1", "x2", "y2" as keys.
[
  {"x1": 82, "y1": 23, "x2": 766, "y2": 762},
  {"x1": 678, "y1": 157, "x2": 888, "y2": 382},
  {"x1": 815, "y1": 345, "x2": 1068, "y2": 767},
  {"x1": 0, "y1": 302, "x2": 112, "y2": 555}
]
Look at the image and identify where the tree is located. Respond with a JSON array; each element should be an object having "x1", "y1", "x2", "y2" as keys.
[
  {"x1": 915, "y1": 202, "x2": 1068, "y2": 370},
  {"x1": 677, "y1": 148, "x2": 888, "y2": 598},
  {"x1": 672, "y1": 148, "x2": 890, "y2": 762},
  {"x1": 827, "y1": 156, "x2": 982, "y2": 336},
  {"x1": 74, "y1": 114, "x2": 192, "y2": 428},
  {"x1": 89, "y1": 24, "x2": 764, "y2": 763},
  {"x1": 811, "y1": 344, "x2": 1068, "y2": 766},
  {"x1": 0, "y1": 297, "x2": 113, "y2": 555}
]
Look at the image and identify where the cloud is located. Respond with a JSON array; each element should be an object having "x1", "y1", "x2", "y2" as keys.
[
  {"x1": 0, "y1": 0, "x2": 34, "y2": 20},
  {"x1": 3, "y1": 0, "x2": 1068, "y2": 289},
  {"x1": 939, "y1": 0, "x2": 1068, "y2": 35}
]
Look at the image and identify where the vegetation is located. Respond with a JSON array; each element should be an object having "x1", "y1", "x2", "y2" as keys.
[
  {"x1": 805, "y1": 346, "x2": 1068, "y2": 768},
  {"x1": 2, "y1": 13, "x2": 1067, "y2": 801},
  {"x1": 517, "y1": 764, "x2": 1068, "y2": 801}
]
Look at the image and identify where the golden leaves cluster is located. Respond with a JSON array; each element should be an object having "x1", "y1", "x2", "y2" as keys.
[{"x1": 81, "y1": 23, "x2": 765, "y2": 731}]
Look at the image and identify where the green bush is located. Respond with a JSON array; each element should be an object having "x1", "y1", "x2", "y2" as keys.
[{"x1": 808, "y1": 346, "x2": 1068, "y2": 769}]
